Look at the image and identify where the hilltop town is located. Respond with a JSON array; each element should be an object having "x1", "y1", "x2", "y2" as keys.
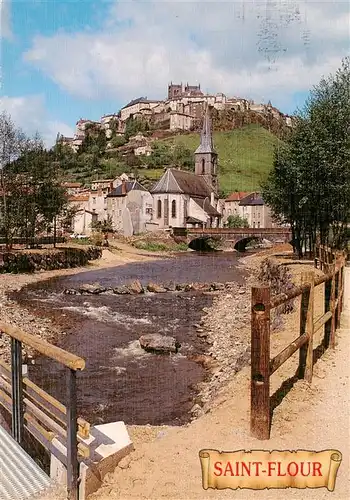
[
  {"x1": 63, "y1": 102, "x2": 279, "y2": 239},
  {"x1": 59, "y1": 82, "x2": 293, "y2": 154}
]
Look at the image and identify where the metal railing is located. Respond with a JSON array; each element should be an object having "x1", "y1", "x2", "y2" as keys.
[
  {"x1": 250, "y1": 246, "x2": 347, "y2": 440},
  {"x1": 0, "y1": 321, "x2": 87, "y2": 500}
]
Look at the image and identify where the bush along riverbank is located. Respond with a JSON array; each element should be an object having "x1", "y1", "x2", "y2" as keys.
[
  {"x1": 0, "y1": 246, "x2": 102, "y2": 273},
  {"x1": 189, "y1": 256, "x2": 297, "y2": 420}
]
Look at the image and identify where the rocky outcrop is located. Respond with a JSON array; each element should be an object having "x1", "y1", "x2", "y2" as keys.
[{"x1": 139, "y1": 334, "x2": 181, "y2": 354}]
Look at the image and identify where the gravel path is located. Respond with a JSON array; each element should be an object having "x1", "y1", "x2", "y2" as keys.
[{"x1": 91, "y1": 265, "x2": 350, "y2": 500}]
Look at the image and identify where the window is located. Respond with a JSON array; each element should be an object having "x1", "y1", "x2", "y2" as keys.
[
  {"x1": 257, "y1": 222, "x2": 260, "y2": 228},
  {"x1": 157, "y1": 199, "x2": 162, "y2": 218},
  {"x1": 171, "y1": 200, "x2": 176, "y2": 218},
  {"x1": 201, "y1": 158, "x2": 205, "y2": 174},
  {"x1": 146, "y1": 207, "x2": 152, "y2": 215},
  {"x1": 92, "y1": 197, "x2": 96, "y2": 204}
]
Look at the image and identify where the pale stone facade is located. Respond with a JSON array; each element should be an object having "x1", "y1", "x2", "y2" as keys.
[
  {"x1": 238, "y1": 192, "x2": 274, "y2": 228},
  {"x1": 106, "y1": 180, "x2": 153, "y2": 235}
]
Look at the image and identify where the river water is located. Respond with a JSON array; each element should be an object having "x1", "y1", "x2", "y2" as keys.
[{"x1": 15, "y1": 252, "x2": 247, "y2": 426}]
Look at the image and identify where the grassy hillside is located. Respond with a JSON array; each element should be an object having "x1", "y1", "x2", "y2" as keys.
[
  {"x1": 62, "y1": 124, "x2": 281, "y2": 196},
  {"x1": 161, "y1": 124, "x2": 281, "y2": 194}
]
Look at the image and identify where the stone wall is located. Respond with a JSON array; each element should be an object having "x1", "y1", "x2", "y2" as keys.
[{"x1": 0, "y1": 247, "x2": 102, "y2": 274}]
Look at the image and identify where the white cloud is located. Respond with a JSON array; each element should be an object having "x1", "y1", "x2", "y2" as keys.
[
  {"x1": 23, "y1": 0, "x2": 350, "y2": 113},
  {"x1": 0, "y1": 0, "x2": 12, "y2": 40},
  {"x1": 1, "y1": 95, "x2": 74, "y2": 147}
]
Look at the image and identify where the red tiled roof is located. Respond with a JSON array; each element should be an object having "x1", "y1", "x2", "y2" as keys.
[
  {"x1": 63, "y1": 182, "x2": 82, "y2": 188},
  {"x1": 225, "y1": 191, "x2": 252, "y2": 202}
]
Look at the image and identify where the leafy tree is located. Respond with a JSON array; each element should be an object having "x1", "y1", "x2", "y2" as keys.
[
  {"x1": 124, "y1": 116, "x2": 149, "y2": 141},
  {"x1": 143, "y1": 141, "x2": 172, "y2": 168},
  {"x1": 0, "y1": 121, "x2": 68, "y2": 247},
  {"x1": 226, "y1": 214, "x2": 249, "y2": 228},
  {"x1": 262, "y1": 57, "x2": 350, "y2": 256},
  {"x1": 110, "y1": 135, "x2": 127, "y2": 148},
  {"x1": 172, "y1": 143, "x2": 194, "y2": 171}
]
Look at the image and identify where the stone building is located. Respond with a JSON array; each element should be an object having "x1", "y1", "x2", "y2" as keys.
[
  {"x1": 238, "y1": 192, "x2": 274, "y2": 228},
  {"x1": 223, "y1": 191, "x2": 252, "y2": 223},
  {"x1": 120, "y1": 97, "x2": 162, "y2": 122},
  {"x1": 106, "y1": 179, "x2": 153, "y2": 236},
  {"x1": 150, "y1": 105, "x2": 221, "y2": 229},
  {"x1": 168, "y1": 82, "x2": 203, "y2": 99}
]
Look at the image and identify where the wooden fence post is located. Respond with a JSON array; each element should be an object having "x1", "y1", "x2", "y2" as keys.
[
  {"x1": 298, "y1": 273, "x2": 314, "y2": 382},
  {"x1": 305, "y1": 273, "x2": 314, "y2": 383},
  {"x1": 251, "y1": 286, "x2": 271, "y2": 440},
  {"x1": 330, "y1": 265, "x2": 337, "y2": 349},
  {"x1": 324, "y1": 273, "x2": 332, "y2": 349}
]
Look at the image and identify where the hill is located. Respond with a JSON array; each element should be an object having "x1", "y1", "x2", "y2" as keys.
[
  {"x1": 160, "y1": 124, "x2": 281, "y2": 194},
  {"x1": 58, "y1": 124, "x2": 281, "y2": 196}
]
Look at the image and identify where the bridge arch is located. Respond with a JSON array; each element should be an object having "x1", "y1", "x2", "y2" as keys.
[
  {"x1": 188, "y1": 237, "x2": 219, "y2": 252},
  {"x1": 234, "y1": 236, "x2": 261, "y2": 252}
]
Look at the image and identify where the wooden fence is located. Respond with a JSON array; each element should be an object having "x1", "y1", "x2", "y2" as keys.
[
  {"x1": 0, "y1": 321, "x2": 90, "y2": 500},
  {"x1": 250, "y1": 246, "x2": 347, "y2": 440}
]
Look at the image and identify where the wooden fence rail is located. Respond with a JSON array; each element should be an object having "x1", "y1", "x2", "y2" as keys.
[
  {"x1": 251, "y1": 246, "x2": 347, "y2": 440},
  {"x1": 0, "y1": 321, "x2": 87, "y2": 500}
]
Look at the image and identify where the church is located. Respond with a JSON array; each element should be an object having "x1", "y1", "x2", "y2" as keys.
[{"x1": 150, "y1": 105, "x2": 222, "y2": 229}]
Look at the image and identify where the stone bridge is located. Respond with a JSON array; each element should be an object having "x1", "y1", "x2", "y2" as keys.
[{"x1": 172, "y1": 227, "x2": 292, "y2": 251}]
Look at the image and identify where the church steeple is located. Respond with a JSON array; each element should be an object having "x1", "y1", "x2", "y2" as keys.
[
  {"x1": 194, "y1": 104, "x2": 218, "y2": 193},
  {"x1": 195, "y1": 103, "x2": 216, "y2": 154}
]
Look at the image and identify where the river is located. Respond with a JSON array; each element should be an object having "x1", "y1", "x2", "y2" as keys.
[{"x1": 14, "y1": 252, "x2": 247, "y2": 426}]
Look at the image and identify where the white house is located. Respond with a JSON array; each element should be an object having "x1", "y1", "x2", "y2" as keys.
[{"x1": 106, "y1": 179, "x2": 153, "y2": 236}]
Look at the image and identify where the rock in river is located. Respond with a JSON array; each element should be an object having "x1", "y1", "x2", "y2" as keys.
[
  {"x1": 139, "y1": 334, "x2": 181, "y2": 354},
  {"x1": 147, "y1": 282, "x2": 167, "y2": 293},
  {"x1": 78, "y1": 283, "x2": 106, "y2": 294},
  {"x1": 127, "y1": 280, "x2": 144, "y2": 294}
]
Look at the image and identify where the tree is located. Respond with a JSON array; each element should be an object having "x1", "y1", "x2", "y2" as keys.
[
  {"x1": 124, "y1": 116, "x2": 149, "y2": 141},
  {"x1": 1, "y1": 123, "x2": 68, "y2": 247},
  {"x1": 0, "y1": 112, "x2": 31, "y2": 248},
  {"x1": 262, "y1": 57, "x2": 350, "y2": 256},
  {"x1": 226, "y1": 214, "x2": 249, "y2": 228},
  {"x1": 172, "y1": 143, "x2": 194, "y2": 171}
]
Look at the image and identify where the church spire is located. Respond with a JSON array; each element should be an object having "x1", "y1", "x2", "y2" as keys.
[{"x1": 195, "y1": 103, "x2": 216, "y2": 154}]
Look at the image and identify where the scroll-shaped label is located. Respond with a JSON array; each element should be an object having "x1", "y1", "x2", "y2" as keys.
[{"x1": 199, "y1": 449, "x2": 342, "y2": 491}]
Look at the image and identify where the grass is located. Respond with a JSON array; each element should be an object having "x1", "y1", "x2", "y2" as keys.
[
  {"x1": 132, "y1": 241, "x2": 188, "y2": 252},
  {"x1": 163, "y1": 124, "x2": 281, "y2": 195}
]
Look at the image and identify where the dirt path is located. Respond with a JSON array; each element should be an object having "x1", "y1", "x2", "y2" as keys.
[{"x1": 91, "y1": 266, "x2": 350, "y2": 500}]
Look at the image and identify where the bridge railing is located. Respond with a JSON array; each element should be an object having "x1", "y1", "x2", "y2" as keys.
[
  {"x1": 186, "y1": 227, "x2": 292, "y2": 235},
  {"x1": 0, "y1": 321, "x2": 88, "y2": 500},
  {"x1": 250, "y1": 246, "x2": 347, "y2": 440}
]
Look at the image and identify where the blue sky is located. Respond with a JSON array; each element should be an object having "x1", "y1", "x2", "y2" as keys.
[{"x1": 2, "y1": 1, "x2": 349, "y2": 146}]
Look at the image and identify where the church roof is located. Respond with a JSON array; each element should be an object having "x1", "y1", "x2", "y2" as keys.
[
  {"x1": 151, "y1": 168, "x2": 212, "y2": 197},
  {"x1": 195, "y1": 104, "x2": 216, "y2": 155},
  {"x1": 192, "y1": 197, "x2": 221, "y2": 216}
]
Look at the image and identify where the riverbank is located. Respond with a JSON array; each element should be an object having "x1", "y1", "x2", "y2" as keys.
[
  {"x1": 90, "y1": 252, "x2": 350, "y2": 500},
  {"x1": 0, "y1": 246, "x2": 159, "y2": 357}
]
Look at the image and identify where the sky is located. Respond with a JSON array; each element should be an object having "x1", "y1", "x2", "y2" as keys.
[{"x1": 1, "y1": 0, "x2": 349, "y2": 147}]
